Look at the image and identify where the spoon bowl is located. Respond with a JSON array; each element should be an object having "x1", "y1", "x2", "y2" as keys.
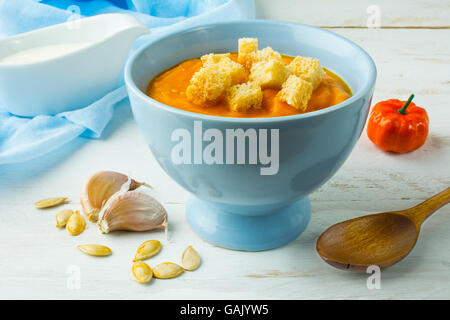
[
  {"x1": 316, "y1": 188, "x2": 450, "y2": 271},
  {"x1": 317, "y1": 213, "x2": 418, "y2": 271}
]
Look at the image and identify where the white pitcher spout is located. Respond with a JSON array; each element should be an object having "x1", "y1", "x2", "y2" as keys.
[{"x1": 95, "y1": 13, "x2": 150, "y2": 45}]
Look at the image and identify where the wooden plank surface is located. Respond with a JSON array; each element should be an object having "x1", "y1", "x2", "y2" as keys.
[
  {"x1": 255, "y1": 0, "x2": 450, "y2": 27},
  {"x1": 0, "y1": 4, "x2": 449, "y2": 300}
]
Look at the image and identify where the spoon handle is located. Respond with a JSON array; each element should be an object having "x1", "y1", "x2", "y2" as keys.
[{"x1": 401, "y1": 187, "x2": 450, "y2": 227}]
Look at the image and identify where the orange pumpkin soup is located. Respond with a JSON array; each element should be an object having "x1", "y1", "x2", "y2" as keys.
[{"x1": 146, "y1": 53, "x2": 352, "y2": 118}]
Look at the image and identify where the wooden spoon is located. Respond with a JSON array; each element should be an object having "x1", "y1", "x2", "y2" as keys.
[{"x1": 316, "y1": 187, "x2": 450, "y2": 271}]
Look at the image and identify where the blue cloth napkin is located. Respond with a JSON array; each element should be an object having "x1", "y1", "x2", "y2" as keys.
[{"x1": 0, "y1": 0, "x2": 254, "y2": 165}]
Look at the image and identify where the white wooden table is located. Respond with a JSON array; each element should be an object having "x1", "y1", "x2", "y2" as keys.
[{"x1": 1, "y1": 0, "x2": 449, "y2": 299}]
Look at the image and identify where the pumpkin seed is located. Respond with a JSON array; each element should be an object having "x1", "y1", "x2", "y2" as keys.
[
  {"x1": 66, "y1": 211, "x2": 85, "y2": 236},
  {"x1": 181, "y1": 245, "x2": 200, "y2": 271},
  {"x1": 153, "y1": 262, "x2": 184, "y2": 279},
  {"x1": 35, "y1": 197, "x2": 68, "y2": 208},
  {"x1": 132, "y1": 261, "x2": 153, "y2": 284},
  {"x1": 77, "y1": 244, "x2": 111, "y2": 256},
  {"x1": 55, "y1": 209, "x2": 74, "y2": 228},
  {"x1": 133, "y1": 240, "x2": 161, "y2": 261}
]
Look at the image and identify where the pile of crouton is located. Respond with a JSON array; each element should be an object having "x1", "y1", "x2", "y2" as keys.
[{"x1": 186, "y1": 38, "x2": 325, "y2": 112}]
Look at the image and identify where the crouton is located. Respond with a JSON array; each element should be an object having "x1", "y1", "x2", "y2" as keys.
[
  {"x1": 249, "y1": 59, "x2": 289, "y2": 89},
  {"x1": 201, "y1": 53, "x2": 231, "y2": 65},
  {"x1": 238, "y1": 38, "x2": 258, "y2": 54},
  {"x1": 288, "y1": 56, "x2": 325, "y2": 89},
  {"x1": 255, "y1": 46, "x2": 283, "y2": 63},
  {"x1": 201, "y1": 54, "x2": 247, "y2": 84},
  {"x1": 277, "y1": 75, "x2": 313, "y2": 111},
  {"x1": 218, "y1": 57, "x2": 248, "y2": 84},
  {"x1": 238, "y1": 37, "x2": 258, "y2": 68},
  {"x1": 186, "y1": 65, "x2": 231, "y2": 105},
  {"x1": 227, "y1": 82, "x2": 262, "y2": 112}
]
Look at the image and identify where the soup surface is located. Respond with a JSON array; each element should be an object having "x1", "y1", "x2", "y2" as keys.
[{"x1": 147, "y1": 54, "x2": 352, "y2": 118}]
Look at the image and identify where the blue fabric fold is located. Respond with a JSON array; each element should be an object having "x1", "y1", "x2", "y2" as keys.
[{"x1": 0, "y1": 0, "x2": 254, "y2": 164}]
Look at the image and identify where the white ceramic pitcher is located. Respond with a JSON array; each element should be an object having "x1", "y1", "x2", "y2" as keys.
[{"x1": 0, "y1": 14, "x2": 149, "y2": 117}]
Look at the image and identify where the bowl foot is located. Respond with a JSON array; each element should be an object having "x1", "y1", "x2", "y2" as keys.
[{"x1": 186, "y1": 197, "x2": 311, "y2": 251}]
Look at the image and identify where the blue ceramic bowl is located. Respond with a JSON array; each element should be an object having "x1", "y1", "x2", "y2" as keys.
[{"x1": 125, "y1": 20, "x2": 376, "y2": 251}]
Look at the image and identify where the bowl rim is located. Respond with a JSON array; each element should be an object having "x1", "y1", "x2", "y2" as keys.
[{"x1": 125, "y1": 20, "x2": 377, "y2": 123}]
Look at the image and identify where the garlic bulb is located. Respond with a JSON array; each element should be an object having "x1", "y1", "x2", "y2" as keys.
[
  {"x1": 98, "y1": 190, "x2": 167, "y2": 234},
  {"x1": 80, "y1": 171, "x2": 150, "y2": 222}
]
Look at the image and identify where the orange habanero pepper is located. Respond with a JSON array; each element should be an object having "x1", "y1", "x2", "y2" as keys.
[{"x1": 367, "y1": 94, "x2": 429, "y2": 153}]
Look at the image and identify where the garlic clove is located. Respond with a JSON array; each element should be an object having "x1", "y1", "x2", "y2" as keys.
[
  {"x1": 98, "y1": 191, "x2": 167, "y2": 234},
  {"x1": 80, "y1": 171, "x2": 150, "y2": 222}
]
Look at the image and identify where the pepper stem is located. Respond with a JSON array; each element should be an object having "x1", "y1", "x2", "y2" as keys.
[{"x1": 398, "y1": 94, "x2": 415, "y2": 115}]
